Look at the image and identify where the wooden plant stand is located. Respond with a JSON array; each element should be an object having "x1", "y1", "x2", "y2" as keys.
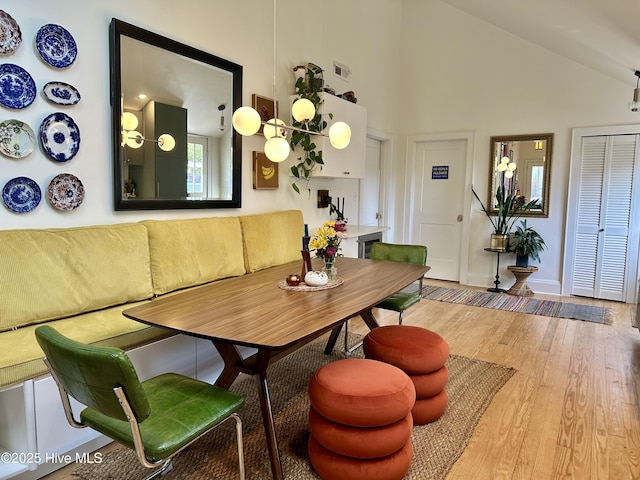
[{"x1": 506, "y1": 266, "x2": 538, "y2": 296}]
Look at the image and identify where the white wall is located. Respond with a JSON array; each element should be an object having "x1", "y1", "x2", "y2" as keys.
[
  {"x1": 1, "y1": 0, "x2": 402, "y2": 231},
  {"x1": 5, "y1": 0, "x2": 637, "y2": 294},
  {"x1": 396, "y1": 0, "x2": 640, "y2": 293}
]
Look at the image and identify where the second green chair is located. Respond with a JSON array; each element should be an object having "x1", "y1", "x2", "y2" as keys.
[{"x1": 345, "y1": 242, "x2": 428, "y2": 355}]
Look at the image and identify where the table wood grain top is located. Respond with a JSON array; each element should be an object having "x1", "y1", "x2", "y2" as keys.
[{"x1": 123, "y1": 257, "x2": 430, "y2": 350}]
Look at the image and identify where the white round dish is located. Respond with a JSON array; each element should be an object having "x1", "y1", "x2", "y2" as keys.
[
  {"x1": 0, "y1": 63, "x2": 36, "y2": 109},
  {"x1": 0, "y1": 119, "x2": 35, "y2": 158},
  {"x1": 35, "y1": 24, "x2": 77, "y2": 68},
  {"x1": 2, "y1": 176, "x2": 41, "y2": 213},
  {"x1": 39, "y1": 112, "x2": 80, "y2": 162},
  {"x1": 47, "y1": 173, "x2": 84, "y2": 211},
  {"x1": 0, "y1": 10, "x2": 21, "y2": 55}
]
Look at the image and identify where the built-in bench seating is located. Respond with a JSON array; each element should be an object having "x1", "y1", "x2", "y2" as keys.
[{"x1": 0, "y1": 209, "x2": 303, "y2": 391}]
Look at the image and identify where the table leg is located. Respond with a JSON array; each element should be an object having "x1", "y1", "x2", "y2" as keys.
[
  {"x1": 212, "y1": 341, "x2": 243, "y2": 389},
  {"x1": 212, "y1": 342, "x2": 284, "y2": 479},
  {"x1": 324, "y1": 309, "x2": 381, "y2": 354},
  {"x1": 323, "y1": 324, "x2": 344, "y2": 354},
  {"x1": 253, "y1": 349, "x2": 284, "y2": 480}
]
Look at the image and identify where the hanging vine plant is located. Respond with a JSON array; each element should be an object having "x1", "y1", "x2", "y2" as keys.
[{"x1": 289, "y1": 63, "x2": 332, "y2": 194}]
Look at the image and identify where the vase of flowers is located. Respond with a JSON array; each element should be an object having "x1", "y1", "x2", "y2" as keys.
[{"x1": 308, "y1": 221, "x2": 348, "y2": 281}]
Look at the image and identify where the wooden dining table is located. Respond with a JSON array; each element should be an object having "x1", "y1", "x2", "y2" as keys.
[{"x1": 123, "y1": 256, "x2": 430, "y2": 479}]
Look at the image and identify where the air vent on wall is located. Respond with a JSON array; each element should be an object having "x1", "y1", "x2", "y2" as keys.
[{"x1": 333, "y1": 61, "x2": 350, "y2": 81}]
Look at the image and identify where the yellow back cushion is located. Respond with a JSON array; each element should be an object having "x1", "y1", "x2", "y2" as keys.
[
  {"x1": 240, "y1": 210, "x2": 304, "y2": 273},
  {"x1": 142, "y1": 217, "x2": 246, "y2": 295},
  {"x1": 0, "y1": 224, "x2": 154, "y2": 332}
]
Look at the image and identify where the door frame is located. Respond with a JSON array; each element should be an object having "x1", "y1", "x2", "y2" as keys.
[
  {"x1": 367, "y1": 127, "x2": 393, "y2": 238},
  {"x1": 563, "y1": 124, "x2": 640, "y2": 302},
  {"x1": 405, "y1": 131, "x2": 475, "y2": 285}
]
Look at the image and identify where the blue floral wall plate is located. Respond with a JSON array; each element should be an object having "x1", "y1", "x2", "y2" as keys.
[
  {"x1": 0, "y1": 119, "x2": 35, "y2": 158},
  {"x1": 2, "y1": 176, "x2": 41, "y2": 213},
  {"x1": 0, "y1": 10, "x2": 22, "y2": 55},
  {"x1": 39, "y1": 112, "x2": 80, "y2": 162},
  {"x1": 0, "y1": 63, "x2": 36, "y2": 109},
  {"x1": 47, "y1": 173, "x2": 84, "y2": 211},
  {"x1": 35, "y1": 24, "x2": 77, "y2": 68},
  {"x1": 43, "y1": 81, "x2": 81, "y2": 105}
]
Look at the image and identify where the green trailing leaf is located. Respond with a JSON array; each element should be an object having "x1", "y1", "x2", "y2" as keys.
[{"x1": 289, "y1": 63, "x2": 330, "y2": 194}]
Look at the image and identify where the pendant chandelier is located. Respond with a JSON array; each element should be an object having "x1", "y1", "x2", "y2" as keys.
[{"x1": 231, "y1": 0, "x2": 351, "y2": 163}]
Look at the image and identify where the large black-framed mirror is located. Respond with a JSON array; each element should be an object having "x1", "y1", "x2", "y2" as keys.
[
  {"x1": 488, "y1": 133, "x2": 553, "y2": 218},
  {"x1": 110, "y1": 18, "x2": 242, "y2": 210}
]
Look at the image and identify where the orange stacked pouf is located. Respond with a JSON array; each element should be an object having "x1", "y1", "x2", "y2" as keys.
[
  {"x1": 364, "y1": 325, "x2": 450, "y2": 425},
  {"x1": 308, "y1": 358, "x2": 416, "y2": 480}
]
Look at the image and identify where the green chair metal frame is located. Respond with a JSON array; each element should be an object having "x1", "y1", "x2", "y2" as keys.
[
  {"x1": 345, "y1": 242, "x2": 428, "y2": 355},
  {"x1": 35, "y1": 325, "x2": 245, "y2": 480}
]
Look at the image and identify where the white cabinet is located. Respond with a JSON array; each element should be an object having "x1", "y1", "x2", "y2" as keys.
[{"x1": 290, "y1": 93, "x2": 367, "y2": 178}]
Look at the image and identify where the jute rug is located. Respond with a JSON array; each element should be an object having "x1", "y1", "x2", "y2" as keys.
[
  {"x1": 73, "y1": 333, "x2": 516, "y2": 480},
  {"x1": 422, "y1": 284, "x2": 612, "y2": 324}
]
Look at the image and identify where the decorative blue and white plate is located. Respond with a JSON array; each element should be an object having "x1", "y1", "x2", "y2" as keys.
[
  {"x1": 47, "y1": 173, "x2": 84, "y2": 211},
  {"x1": 0, "y1": 63, "x2": 36, "y2": 109},
  {"x1": 2, "y1": 176, "x2": 41, "y2": 213},
  {"x1": 39, "y1": 112, "x2": 80, "y2": 162},
  {"x1": 35, "y1": 24, "x2": 77, "y2": 68},
  {"x1": 0, "y1": 10, "x2": 22, "y2": 55},
  {"x1": 0, "y1": 119, "x2": 35, "y2": 158},
  {"x1": 43, "y1": 81, "x2": 81, "y2": 106}
]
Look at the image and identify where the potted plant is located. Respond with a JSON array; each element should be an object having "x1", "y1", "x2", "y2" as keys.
[
  {"x1": 289, "y1": 63, "x2": 329, "y2": 194},
  {"x1": 510, "y1": 220, "x2": 546, "y2": 267},
  {"x1": 472, "y1": 165, "x2": 538, "y2": 250}
]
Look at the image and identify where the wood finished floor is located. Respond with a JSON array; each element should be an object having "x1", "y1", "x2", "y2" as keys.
[{"x1": 44, "y1": 279, "x2": 640, "y2": 480}]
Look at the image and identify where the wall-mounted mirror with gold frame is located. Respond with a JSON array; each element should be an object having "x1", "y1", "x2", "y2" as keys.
[{"x1": 488, "y1": 133, "x2": 553, "y2": 217}]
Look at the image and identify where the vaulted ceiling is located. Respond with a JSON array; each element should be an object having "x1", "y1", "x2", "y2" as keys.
[{"x1": 440, "y1": 0, "x2": 640, "y2": 86}]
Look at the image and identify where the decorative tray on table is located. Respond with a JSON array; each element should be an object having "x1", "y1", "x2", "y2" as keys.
[{"x1": 278, "y1": 278, "x2": 344, "y2": 291}]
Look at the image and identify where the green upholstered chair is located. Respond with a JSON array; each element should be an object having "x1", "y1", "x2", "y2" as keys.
[
  {"x1": 35, "y1": 325, "x2": 245, "y2": 480},
  {"x1": 345, "y1": 242, "x2": 428, "y2": 355}
]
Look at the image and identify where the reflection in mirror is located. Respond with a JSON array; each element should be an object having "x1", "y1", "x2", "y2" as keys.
[
  {"x1": 488, "y1": 133, "x2": 553, "y2": 217},
  {"x1": 110, "y1": 18, "x2": 242, "y2": 210}
]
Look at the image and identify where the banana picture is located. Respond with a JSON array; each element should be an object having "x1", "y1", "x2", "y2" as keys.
[
  {"x1": 262, "y1": 165, "x2": 275, "y2": 180},
  {"x1": 253, "y1": 151, "x2": 279, "y2": 189}
]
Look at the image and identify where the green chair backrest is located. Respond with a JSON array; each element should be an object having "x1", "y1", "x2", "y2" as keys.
[
  {"x1": 370, "y1": 242, "x2": 427, "y2": 266},
  {"x1": 35, "y1": 325, "x2": 150, "y2": 423}
]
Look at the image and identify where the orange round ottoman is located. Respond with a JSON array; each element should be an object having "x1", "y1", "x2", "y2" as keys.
[
  {"x1": 308, "y1": 358, "x2": 415, "y2": 480},
  {"x1": 364, "y1": 325, "x2": 450, "y2": 425}
]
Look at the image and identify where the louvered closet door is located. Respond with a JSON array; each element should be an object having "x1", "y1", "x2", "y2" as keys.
[{"x1": 572, "y1": 134, "x2": 637, "y2": 301}]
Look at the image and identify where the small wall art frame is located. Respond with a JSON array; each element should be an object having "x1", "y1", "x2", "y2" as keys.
[
  {"x1": 252, "y1": 94, "x2": 277, "y2": 136},
  {"x1": 252, "y1": 151, "x2": 278, "y2": 189}
]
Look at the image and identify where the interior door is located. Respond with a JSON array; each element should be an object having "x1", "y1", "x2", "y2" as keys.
[
  {"x1": 571, "y1": 134, "x2": 638, "y2": 301},
  {"x1": 410, "y1": 139, "x2": 466, "y2": 281}
]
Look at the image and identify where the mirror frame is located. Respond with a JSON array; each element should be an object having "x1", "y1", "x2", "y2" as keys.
[
  {"x1": 488, "y1": 133, "x2": 553, "y2": 218},
  {"x1": 110, "y1": 18, "x2": 243, "y2": 210}
]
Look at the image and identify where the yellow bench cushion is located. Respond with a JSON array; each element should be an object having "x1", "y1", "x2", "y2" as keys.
[
  {"x1": 0, "y1": 224, "x2": 154, "y2": 332},
  {"x1": 0, "y1": 301, "x2": 173, "y2": 389},
  {"x1": 240, "y1": 210, "x2": 304, "y2": 273},
  {"x1": 142, "y1": 217, "x2": 246, "y2": 295}
]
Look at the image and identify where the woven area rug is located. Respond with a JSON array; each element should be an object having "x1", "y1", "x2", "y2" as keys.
[
  {"x1": 422, "y1": 284, "x2": 612, "y2": 324},
  {"x1": 73, "y1": 333, "x2": 516, "y2": 480}
]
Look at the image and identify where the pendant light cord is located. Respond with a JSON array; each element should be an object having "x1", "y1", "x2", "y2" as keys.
[{"x1": 272, "y1": 0, "x2": 278, "y2": 120}]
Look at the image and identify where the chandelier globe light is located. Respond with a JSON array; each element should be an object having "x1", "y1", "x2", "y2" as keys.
[
  {"x1": 291, "y1": 98, "x2": 315, "y2": 122},
  {"x1": 231, "y1": 0, "x2": 350, "y2": 164},
  {"x1": 264, "y1": 136, "x2": 290, "y2": 163},
  {"x1": 328, "y1": 121, "x2": 351, "y2": 149},
  {"x1": 232, "y1": 106, "x2": 261, "y2": 136}
]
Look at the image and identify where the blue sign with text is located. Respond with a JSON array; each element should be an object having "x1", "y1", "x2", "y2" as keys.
[{"x1": 432, "y1": 165, "x2": 449, "y2": 179}]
